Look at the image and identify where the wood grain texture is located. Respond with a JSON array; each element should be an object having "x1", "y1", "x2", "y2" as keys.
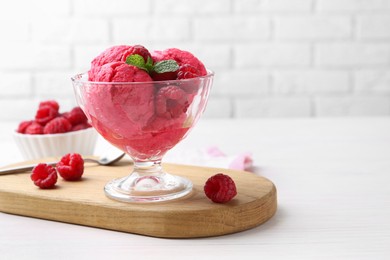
[{"x1": 0, "y1": 159, "x2": 277, "y2": 238}]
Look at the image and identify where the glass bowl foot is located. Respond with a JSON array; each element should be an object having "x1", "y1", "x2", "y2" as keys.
[{"x1": 104, "y1": 173, "x2": 193, "y2": 203}]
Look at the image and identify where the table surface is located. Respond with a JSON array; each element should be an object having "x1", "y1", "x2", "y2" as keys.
[{"x1": 1, "y1": 117, "x2": 389, "y2": 259}]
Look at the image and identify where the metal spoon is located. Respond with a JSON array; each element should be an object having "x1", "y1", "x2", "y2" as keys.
[{"x1": 0, "y1": 152, "x2": 126, "y2": 176}]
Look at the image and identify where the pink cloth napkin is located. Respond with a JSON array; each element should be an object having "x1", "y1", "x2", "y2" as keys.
[
  {"x1": 206, "y1": 146, "x2": 253, "y2": 170},
  {"x1": 166, "y1": 146, "x2": 253, "y2": 171}
]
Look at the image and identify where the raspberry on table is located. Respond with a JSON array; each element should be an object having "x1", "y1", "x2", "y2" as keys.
[
  {"x1": 39, "y1": 100, "x2": 60, "y2": 112},
  {"x1": 56, "y1": 153, "x2": 84, "y2": 181},
  {"x1": 43, "y1": 117, "x2": 72, "y2": 134},
  {"x1": 31, "y1": 163, "x2": 58, "y2": 189},
  {"x1": 204, "y1": 173, "x2": 237, "y2": 203},
  {"x1": 155, "y1": 86, "x2": 189, "y2": 119},
  {"x1": 64, "y1": 107, "x2": 88, "y2": 126},
  {"x1": 35, "y1": 106, "x2": 59, "y2": 126},
  {"x1": 25, "y1": 122, "x2": 44, "y2": 135}
]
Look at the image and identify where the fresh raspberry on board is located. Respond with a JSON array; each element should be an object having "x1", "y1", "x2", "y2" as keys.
[
  {"x1": 43, "y1": 117, "x2": 72, "y2": 134},
  {"x1": 204, "y1": 173, "x2": 237, "y2": 203},
  {"x1": 64, "y1": 107, "x2": 88, "y2": 126},
  {"x1": 31, "y1": 163, "x2": 58, "y2": 189},
  {"x1": 25, "y1": 122, "x2": 44, "y2": 135},
  {"x1": 155, "y1": 86, "x2": 189, "y2": 119},
  {"x1": 38, "y1": 100, "x2": 60, "y2": 113},
  {"x1": 177, "y1": 64, "x2": 201, "y2": 80},
  {"x1": 56, "y1": 153, "x2": 84, "y2": 181},
  {"x1": 35, "y1": 106, "x2": 58, "y2": 125}
]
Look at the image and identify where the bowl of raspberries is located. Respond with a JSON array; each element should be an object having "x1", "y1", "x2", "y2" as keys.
[{"x1": 14, "y1": 100, "x2": 98, "y2": 160}]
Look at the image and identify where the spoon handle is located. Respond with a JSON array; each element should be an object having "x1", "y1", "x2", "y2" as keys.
[{"x1": 0, "y1": 162, "x2": 57, "y2": 175}]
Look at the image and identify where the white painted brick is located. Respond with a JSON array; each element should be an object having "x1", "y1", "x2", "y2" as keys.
[
  {"x1": 203, "y1": 96, "x2": 232, "y2": 118},
  {"x1": 58, "y1": 98, "x2": 80, "y2": 113},
  {"x1": 113, "y1": 17, "x2": 190, "y2": 42},
  {"x1": 31, "y1": 0, "x2": 71, "y2": 15},
  {"x1": 0, "y1": 0, "x2": 70, "y2": 18},
  {"x1": 234, "y1": 0, "x2": 312, "y2": 12},
  {"x1": 317, "y1": 0, "x2": 390, "y2": 12},
  {"x1": 315, "y1": 43, "x2": 390, "y2": 67},
  {"x1": 32, "y1": 45, "x2": 72, "y2": 70},
  {"x1": 354, "y1": 70, "x2": 390, "y2": 94},
  {"x1": 74, "y1": 45, "x2": 109, "y2": 71},
  {"x1": 235, "y1": 44, "x2": 311, "y2": 67},
  {"x1": 0, "y1": 19, "x2": 30, "y2": 42},
  {"x1": 0, "y1": 44, "x2": 34, "y2": 69},
  {"x1": 274, "y1": 15, "x2": 352, "y2": 39},
  {"x1": 273, "y1": 70, "x2": 350, "y2": 94},
  {"x1": 0, "y1": 44, "x2": 71, "y2": 70},
  {"x1": 194, "y1": 16, "x2": 270, "y2": 41},
  {"x1": 32, "y1": 18, "x2": 109, "y2": 44},
  {"x1": 0, "y1": 73, "x2": 32, "y2": 97},
  {"x1": 0, "y1": 98, "x2": 39, "y2": 121},
  {"x1": 34, "y1": 72, "x2": 75, "y2": 98},
  {"x1": 74, "y1": 0, "x2": 150, "y2": 15},
  {"x1": 214, "y1": 69, "x2": 269, "y2": 95},
  {"x1": 155, "y1": 0, "x2": 230, "y2": 14},
  {"x1": 316, "y1": 96, "x2": 390, "y2": 116},
  {"x1": 357, "y1": 15, "x2": 390, "y2": 39},
  {"x1": 235, "y1": 97, "x2": 312, "y2": 117},
  {"x1": 183, "y1": 45, "x2": 231, "y2": 70}
]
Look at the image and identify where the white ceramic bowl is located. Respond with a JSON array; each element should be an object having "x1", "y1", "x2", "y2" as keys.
[{"x1": 13, "y1": 127, "x2": 98, "y2": 160}]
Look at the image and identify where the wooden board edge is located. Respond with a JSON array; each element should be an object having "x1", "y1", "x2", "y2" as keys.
[{"x1": 0, "y1": 184, "x2": 277, "y2": 238}]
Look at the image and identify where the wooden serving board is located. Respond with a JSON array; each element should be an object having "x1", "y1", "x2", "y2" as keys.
[{"x1": 0, "y1": 159, "x2": 277, "y2": 238}]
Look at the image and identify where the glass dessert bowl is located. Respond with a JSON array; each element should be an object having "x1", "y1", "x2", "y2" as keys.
[{"x1": 72, "y1": 71, "x2": 213, "y2": 202}]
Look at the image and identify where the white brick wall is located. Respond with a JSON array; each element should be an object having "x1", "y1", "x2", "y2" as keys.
[
  {"x1": 357, "y1": 15, "x2": 390, "y2": 39},
  {"x1": 235, "y1": 44, "x2": 311, "y2": 67},
  {"x1": 274, "y1": 15, "x2": 352, "y2": 40},
  {"x1": 315, "y1": 43, "x2": 390, "y2": 66},
  {"x1": 0, "y1": 0, "x2": 390, "y2": 122},
  {"x1": 273, "y1": 70, "x2": 350, "y2": 94}
]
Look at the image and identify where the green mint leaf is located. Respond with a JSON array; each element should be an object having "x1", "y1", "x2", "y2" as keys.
[
  {"x1": 145, "y1": 56, "x2": 154, "y2": 73},
  {"x1": 126, "y1": 54, "x2": 148, "y2": 72},
  {"x1": 153, "y1": 60, "x2": 179, "y2": 74}
]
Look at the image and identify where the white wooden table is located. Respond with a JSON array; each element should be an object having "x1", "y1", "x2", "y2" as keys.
[{"x1": 1, "y1": 118, "x2": 389, "y2": 259}]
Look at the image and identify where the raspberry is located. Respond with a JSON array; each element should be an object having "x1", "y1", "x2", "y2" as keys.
[
  {"x1": 128, "y1": 45, "x2": 152, "y2": 63},
  {"x1": 31, "y1": 163, "x2": 58, "y2": 189},
  {"x1": 39, "y1": 100, "x2": 60, "y2": 112},
  {"x1": 25, "y1": 122, "x2": 44, "y2": 135},
  {"x1": 35, "y1": 105, "x2": 58, "y2": 125},
  {"x1": 177, "y1": 64, "x2": 201, "y2": 80},
  {"x1": 64, "y1": 107, "x2": 88, "y2": 126},
  {"x1": 43, "y1": 117, "x2": 72, "y2": 134},
  {"x1": 121, "y1": 44, "x2": 152, "y2": 65},
  {"x1": 16, "y1": 120, "x2": 33, "y2": 133},
  {"x1": 151, "y1": 71, "x2": 177, "y2": 81},
  {"x1": 155, "y1": 86, "x2": 189, "y2": 119},
  {"x1": 204, "y1": 173, "x2": 237, "y2": 203},
  {"x1": 71, "y1": 122, "x2": 92, "y2": 131},
  {"x1": 56, "y1": 153, "x2": 84, "y2": 181}
]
